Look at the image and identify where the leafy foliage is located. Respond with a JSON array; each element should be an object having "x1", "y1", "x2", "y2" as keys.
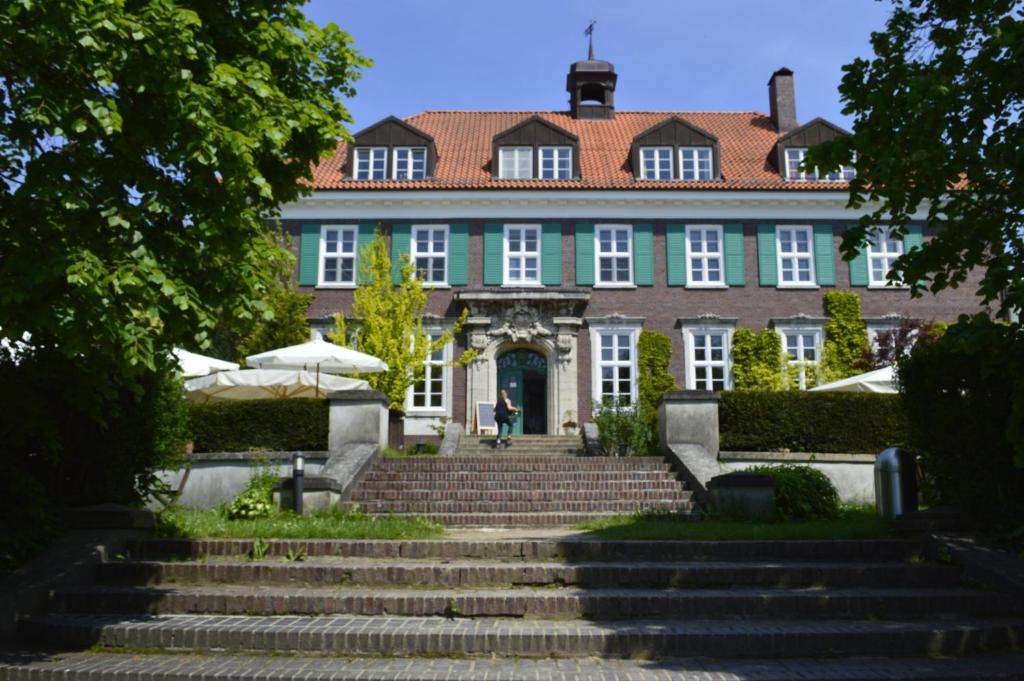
[
  {"x1": 821, "y1": 292, "x2": 873, "y2": 382},
  {"x1": 720, "y1": 391, "x2": 907, "y2": 453},
  {"x1": 746, "y1": 465, "x2": 841, "y2": 520},
  {"x1": 870, "y1": 318, "x2": 946, "y2": 368},
  {"x1": 237, "y1": 285, "x2": 313, "y2": 364},
  {"x1": 731, "y1": 328, "x2": 785, "y2": 391},
  {"x1": 188, "y1": 398, "x2": 328, "y2": 452},
  {"x1": 223, "y1": 464, "x2": 278, "y2": 521},
  {"x1": 899, "y1": 314, "x2": 1024, "y2": 524},
  {"x1": 635, "y1": 330, "x2": 678, "y2": 453},
  {"x1": 804, "y1": 0, "x2": 1023, "y2": 317},
  {"x1": 592, "y1": 401, "x2": 654, "y2": 456},
  {"x1": 330, "y1": 232, "x2": 475, "y2": 410}
]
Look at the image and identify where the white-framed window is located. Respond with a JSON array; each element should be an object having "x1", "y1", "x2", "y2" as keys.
[
  {"x1": 504, "y1": 224, "x2": 541, "y2": 286},
  {"x1": 867, "y1": 228, "x2": 906, "y2": 287},
  {"x1": 354, "y1": 147, "x2": 387, "y2": 180},
  {"x1": 639, "y1": 147, "x2": 673, "y2": 180},
  {"x1": 686, "y1": 224, "x2": 724, "y2": 286},
  {"x1": 776, "y1": 225, "x2": 816, "y2": 286},
  {"x1": 410, "y1": 224, "x2": 448, "y2": 285},
  {"x1": 539, "y1": 146, "x2": 572, "y2": 179},
  {"x1": 679, "y1": 147, "x2": 713, "y2": 180},
  {"x1": 318, "y1": 225, "x2": 358, "y2": 286},
  {"x1": 590, "y1": 325, "x2": 640, "y2": 406},
  {"x1": 683, "y1": 327, "x2": 732, "y2": 391},
  {"x1": 784, "y1": 147, "x2": 855, "y2": 181},
  {"x1": 408, "y1": 332, "x2": 450, "y2": 412},
  {"x1": 393, "y1": 147, "x2": 426, "y2": 180},
  {"x1": 499, "y1": 146, "x2": 533, "y2": 179},
  {"x1": 595, "y1": 224, "x2": 633, "y2": 286},
  {"x1": 777, "y1": 326, "x2": 822, "y2": 390}
]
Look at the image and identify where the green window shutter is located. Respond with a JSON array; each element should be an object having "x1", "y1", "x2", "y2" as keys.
[
  {"x1": 541, "y1": 222, "x2": 562, "y2": 286},
  {"x1": 448, "y1": 223, "x2": 469, "y2": 285},
  {"x1": 483, "y1": 222, "x2": 504, "y2": 285},
  {"x1": 848, "y1": 224, "x2": 869, "y2": 287},
  {"x1": 903, "y1": 223, "x2": 924, "y2": 252},
  {"x1": 813, "y1": 223, "x2": 836, "y2": 286},
  {"x1": 756, "y1": 223, "x2": 778, "y2": 286},
  {"x1": 633, "y1": 223, "x2": 654, "y2": 286},
  {"x1": 723, "y1": 223, "x2": 745, "y2": 286},
  {"x1": 298, "y1": 223, "x2": 320, "y2": 286},
  {"x1": 665, "y1": 223, "x2": 687, "y2": 286},
  {"x1": 390, "y1": 223, "x2": 411, "y2": 284},
  {"x1": 355, "y1": 223, "x2": 376, "y2": 285},
  {"x1": 575, "y1": 223, "x2": 595, "y2": 285}
]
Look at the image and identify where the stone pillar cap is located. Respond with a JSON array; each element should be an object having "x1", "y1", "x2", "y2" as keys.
[
  {"x1": 326, "y1": 389, "x2": 389, "y2": 405},
  {"x1": 659, "y1": 390, "x2": 722, "y2": 404}
]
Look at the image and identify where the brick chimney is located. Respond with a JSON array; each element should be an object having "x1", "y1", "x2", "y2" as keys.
[{"x1": 768, "y1": 68, "x2": 797, "y2": 133}]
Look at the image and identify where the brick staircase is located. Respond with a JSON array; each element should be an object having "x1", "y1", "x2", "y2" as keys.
[
  {"x1": 342, "y1": 447, "x2": 693, "y2": 525},
  {"x1": 8, "y1": 537, "x2": 1024, "y2": 679}
]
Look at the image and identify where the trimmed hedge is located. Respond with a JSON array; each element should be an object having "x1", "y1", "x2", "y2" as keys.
[
  {"x1": 188, "y1": 399, "x2": 328, "y2": 453},
  {"x1": 720, "y1": 391, "x2": 906, "y2": 454}
]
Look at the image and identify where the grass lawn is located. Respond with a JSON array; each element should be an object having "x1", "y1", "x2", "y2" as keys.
[
  {"x1": 157, "y1": 508, "x2": 445, "y2": 540},
  {"x1": 578, "y1": 505, "x2": 886, "y2": 541}
]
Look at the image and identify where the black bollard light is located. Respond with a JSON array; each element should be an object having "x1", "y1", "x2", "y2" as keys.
[{"x1": 292, "y1": 452, "x2": 304, "y2": 515}]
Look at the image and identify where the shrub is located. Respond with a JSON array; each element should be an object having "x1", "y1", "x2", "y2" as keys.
[
  {"x1": 719, "y1": 391, "x2": 906, "y2": 453},
  {"x1": 592, "y1": 401, "x2": 652, "y2": 456},
  {"x1": 636, "y1": 330, "x2": 678, "y2": 453},
  {"x1": 223, "y1": 464, "x2": 278, "y2": 521},
  {"x1": 821, "y1": 292, "x2": 873, "y2": 383},
  {"x1": 188, "y1": 399, "x2": 328, "y2": 452},
  {"x1": 899, "y1": 315, "x2": 1024, "y2": 525},
  {"x1": 747, "y1": 465, "x2": 840, "y2": 520},
  {"x1": 731, "y1": 328, "x2": 785, "y2": 391}
]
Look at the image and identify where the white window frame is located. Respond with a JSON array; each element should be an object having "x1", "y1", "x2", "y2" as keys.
[
  {"x1": 785, "y1": 147, "x2": 855, "y2": 182},
  {"x1": 392, "y1": 146, "x2": 427, "y2": 180},
  {"x1": 867, "y1": 227, "x2": 907, "y2": 288},
  {"x1": 590, "y1": 324, "x2": 640, "y2": 406},
  {"x1": 594, "y1": 224, "x2": 634, "y2": 287},
  {"x1": 639, "y1": 146, "x2": 673, "y2": 180},
  {"x1": 499, "y1": 146, "x2": 533, "y2": 179},
  {"x1": 776, "y1": 225, "x2": 817, "y2": 288},
  {"x1": 317, "y1": 224, "x2": 358, "y2": 288},
  {"x1": 410, "y1": 224, "x2": 449, "y2": 286},
  {"x1": 683, "y1": 326, "x2": 732, "y2": 391},
  {"x1": 354, "y1": 147, "x2": 387, "y2": 180},
  {"x1": 679, "y1": 147, "x2": 714, "y2": 181},
  {"x1": 685, "y1": 224, "x2": 726, "y2": 288},
  {"x1": 405, "y1": 330, "x2": 451, "y2": 414},
  {"x1": 539, "y1": 146, "x2": 572, "y2": 180},
  {"x1": 775, "y1": 325, "x2": 823, "y2": 391},
  {"x1": 503, "y1": 223, "x2": 542, "y2": 286}
]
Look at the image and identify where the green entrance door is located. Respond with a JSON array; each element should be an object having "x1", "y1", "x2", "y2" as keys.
[{"x1": 496, "y1": 349, "x2": 547, "y2": 435}]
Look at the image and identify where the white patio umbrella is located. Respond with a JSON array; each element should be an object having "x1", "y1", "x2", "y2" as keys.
[
  {"x1": 184, "y1": 368, "x2": 369, "y2": 403},
  {"x1": 173, "y1": 348, "x2": 240, "y2": 378},
  {"x1": 808, "y1": 366, "x2": 897, "y2": 394},
  {"x1": 245, "y1": 339, "x2": 388, "y2": 374}
]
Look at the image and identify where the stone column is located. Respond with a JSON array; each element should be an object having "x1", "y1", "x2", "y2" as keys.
[
  {"x1": 327, "y1": 390, "x2": 390, "y2": 453},
  {"x1": 658, "y1": 390, "x2": 721, "y2": 455},
  {"x1": 552, "y1": 316, "x2": 582, "y2": 434}
]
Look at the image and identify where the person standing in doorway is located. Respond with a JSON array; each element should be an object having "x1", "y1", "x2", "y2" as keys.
[{"x1": 494, "y1": 389, "x2": 519, "y2": 448}]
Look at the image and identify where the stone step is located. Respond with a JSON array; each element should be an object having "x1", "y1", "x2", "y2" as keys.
[
  {"x1": 51, "y1": 585, "x2": 1018, "y2": 620},
  {"x1": 21, "y1": 613, "x2": 1024, "y2": 658},
  {"x1": 369, "y1": 461, "x2": 671, "y2": 471},
  {"x1": 96, "y1": 560, "x2": 963, "y2": 589},
  {"x1": 339, "y1": 511, "x2": 691, "y2": 526},
  {"x1": 6, "y1": 651, "x2": 1024, "y2": 681},
  {"x1": 338, "y1": 500, "x2": 693, "y2": 514},
  {"x1": 453, "y1": 449, "x2": 585, "y2": 456},
  {"x1": 361, "y1": 471, "x2": 676, "y2": 482},
  {"x1": 348, "y1": 489, "x2": 693, "y2": 502},
  {"x1": 355, "y1": 479, "x2": 685, "y2": 491},
  {"x1": 129, "y1": 538, "x2": 927, "y2": 562}
]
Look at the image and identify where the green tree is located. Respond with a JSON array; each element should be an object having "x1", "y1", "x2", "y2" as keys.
[
  {"x1": 237, "y1": 285, "x2": 313, "y2": 364},
  {"x1": 804, "y1": 0, "x2": 1023, "y2": 318},
  {"x1": 331, "y1": 233, "x2": 474, "y2": 410},
  {"x1": 731, "y1": 328, "x2": 785, "y2": 391},
  {"x1": 820, "y1": 291, "x2": 872, "y2": 382}
]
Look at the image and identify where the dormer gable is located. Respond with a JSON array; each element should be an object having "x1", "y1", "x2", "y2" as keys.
[
  {"x1": 345, "y1": 116, "x2": 437, "y2": 180},
  {"x1": 630, "y1": 117, "x2": 721, "y2": 180},
  {"x1": 775, "y1": 117, "x2": 852, "y2": 181},
  {"x1": 492, "y1": 115, "x2": 580, "y2": 179}
]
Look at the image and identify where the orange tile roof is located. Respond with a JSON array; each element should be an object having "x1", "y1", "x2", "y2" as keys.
[{"x1": 310, "y1": 111, "x2": 849, "y2": 191}]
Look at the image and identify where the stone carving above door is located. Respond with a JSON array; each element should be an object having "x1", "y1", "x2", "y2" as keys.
[{"x1": 487, "y1": 302, "x2": 553, "y2": 343}]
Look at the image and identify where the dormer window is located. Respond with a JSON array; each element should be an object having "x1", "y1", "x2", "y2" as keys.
[
  {"x1": 393, "y1": 147, "x2": 426, "y2": 180},
  {"x1": 640, "y1": 147, "x2": 673, "y2": 180},
  {"x1": 354, "y1": 147, "x2": 387, "y2": 180},
  {"x1": 632, "y1": 118, "x2": 721, "y2": 182},
  {"x1": 499, "y1": 147, "x2": 533, "y2": 179},
  {"x1": 784, "y1": 147, "x2": 855, "y2": 181},
  {"x1": 539, "y1": 146, "x2": 572, "y2": 179},
  {"x1": 680, "y1": 147, "x2": 714, "y2": 180}
]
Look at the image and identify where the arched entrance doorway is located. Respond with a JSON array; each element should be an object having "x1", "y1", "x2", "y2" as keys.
[{"x1": 496, "y1": 348, "x2": 547, "y2": 435}]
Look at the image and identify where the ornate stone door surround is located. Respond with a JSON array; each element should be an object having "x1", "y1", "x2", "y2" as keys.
[{"x1": 455, "y1": 291, "x2": 588, "y2": 435}]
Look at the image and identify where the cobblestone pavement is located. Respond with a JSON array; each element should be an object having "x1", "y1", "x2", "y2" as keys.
[{"x1": 2, "y1": 651, "x2": 1024, "y2": 680}]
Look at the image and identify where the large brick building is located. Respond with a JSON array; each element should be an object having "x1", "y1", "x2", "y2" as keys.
[{"x1": 278, "y1": 57, "x2": 981, "y2": 439}]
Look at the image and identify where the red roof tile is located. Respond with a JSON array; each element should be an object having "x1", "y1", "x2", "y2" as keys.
[{"x1": 310, "y1": 111, "x2": 849, "y2": 191}]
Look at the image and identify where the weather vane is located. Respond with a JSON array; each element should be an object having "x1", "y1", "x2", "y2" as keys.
[{"x1": 584, "y1": 20, "x2": 596, "y2": 60}]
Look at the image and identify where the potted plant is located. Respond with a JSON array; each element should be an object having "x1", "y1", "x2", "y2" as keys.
[{"x1": 561, "y1": 411, "x2": 578, "y2": 435}]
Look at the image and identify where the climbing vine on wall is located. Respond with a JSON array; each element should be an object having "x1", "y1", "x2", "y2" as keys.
[
  {"x1": 731, "y1": 328, "x2": 785, "y2": 391},
  {"x1": 635, "y1": 330, "x2": 678, "y2": 454},
  {"x1": 821, "y1": 291, "x2": 872, "y2": 383}
]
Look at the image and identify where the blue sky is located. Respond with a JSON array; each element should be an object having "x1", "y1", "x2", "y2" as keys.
[{"x1": 304, "y1": 0, "x2": 893, "y2": 133}]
